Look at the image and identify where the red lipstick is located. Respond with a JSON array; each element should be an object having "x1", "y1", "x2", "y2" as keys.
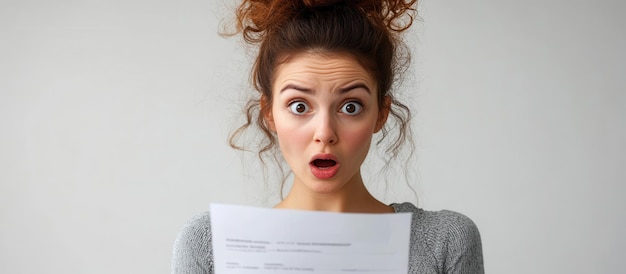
[{"x1": 309, "y1": 153, "x2": 339, "y2": 179}]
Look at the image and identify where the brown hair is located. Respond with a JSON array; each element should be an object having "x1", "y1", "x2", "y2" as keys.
[{"x1": 228, "y1": 0, "x2": 418, "y2": 185}]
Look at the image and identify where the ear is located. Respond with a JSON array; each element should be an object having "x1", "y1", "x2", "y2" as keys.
[
  {"x1": 260, "y1": 95, "x2": 276, "y2": 132},
  {"x1": 374, "y1": 95, "x2": 391, "y2": 133}
]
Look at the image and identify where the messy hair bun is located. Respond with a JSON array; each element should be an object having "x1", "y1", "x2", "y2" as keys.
[
  {"x1": 229, "y1": 0, "x2": 418, "y2": 192},
  {"x1": 234, "y1": 0, "x2": 417, "y2": 43}
]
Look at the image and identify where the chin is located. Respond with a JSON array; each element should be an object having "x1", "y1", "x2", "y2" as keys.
[{"x1": 305, "y1": 178, "x2": 346, "y2": 194}]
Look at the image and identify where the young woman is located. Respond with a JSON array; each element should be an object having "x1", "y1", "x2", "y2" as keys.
[{"x1": 172, "y1": 0, "x2": 484, "y2": 273}]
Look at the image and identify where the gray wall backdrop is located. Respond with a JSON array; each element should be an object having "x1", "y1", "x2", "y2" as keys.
[{"x1": 1, "y1": 0, "x2": 624, "y2": 273}]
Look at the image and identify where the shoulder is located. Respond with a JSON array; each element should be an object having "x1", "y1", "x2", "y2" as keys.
[
  {"x1": 171, "y1": 212, "x2": 214, "y2": 274},
  {"x1": 392, "y1": 202, "x2": 481, "y2": 244},
  {"x1": 392, "y1": 202, "x2": 479, "y2": 234},
  {"x1": 392, "y1": 202, "x2": 484, "y2": 273}
]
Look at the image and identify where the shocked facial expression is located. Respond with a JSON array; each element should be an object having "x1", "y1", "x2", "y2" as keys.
[{"x1": 266, "y1": 53, "x2": 389, "y2": 194}]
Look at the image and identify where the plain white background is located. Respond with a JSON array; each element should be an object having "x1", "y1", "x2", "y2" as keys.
[{"x1": 1, "y1": 0, "x2": 624, "y2": 273}]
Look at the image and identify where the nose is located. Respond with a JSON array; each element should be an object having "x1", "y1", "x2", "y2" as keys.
[{"x1": 313, "y1": 112, "x2": 338, "y2": 145}]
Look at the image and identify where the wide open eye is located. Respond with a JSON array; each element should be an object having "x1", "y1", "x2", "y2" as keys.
[
  {"x1": 288, "y1": 101, "x2": 310, "y2": 115},
  {"x1": 340, "y1": 101, "x2": 363, "y2": 116}
]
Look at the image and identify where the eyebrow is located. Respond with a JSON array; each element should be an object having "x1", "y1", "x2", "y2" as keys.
[
  {"x1": 279, "y1": 84, "x2": 312, "y2": 93},
  {"x1": 339, "y1": 83, "x2": 371, "y2": 94},
  {"x1": 279, "y1": 83, "x2": 371, "y2": 94}
]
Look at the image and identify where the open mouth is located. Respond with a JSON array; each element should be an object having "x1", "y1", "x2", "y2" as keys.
[
  {"x1": 312, "y1": 159, "x2": 337, "y2": 168},
  {"x1": 309, "y1": 153, "x2": 339, "y2": 179}
]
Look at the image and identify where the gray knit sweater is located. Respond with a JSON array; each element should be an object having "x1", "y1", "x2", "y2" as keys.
[{"x1": 171, "y1": 202, "x2": 484, "y2": 273}]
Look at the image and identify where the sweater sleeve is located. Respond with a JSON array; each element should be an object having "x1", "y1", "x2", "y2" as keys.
[
  {"x1": 171, "y1": 212, "x2": 214, "y2": 274},
  {"x1": 441, "y1": 210, "x2": 484, "y2": 274}
]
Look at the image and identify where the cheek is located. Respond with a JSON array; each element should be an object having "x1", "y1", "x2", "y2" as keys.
[
  {"x1": 340, "y1": 123, "x2": 375, "y2": 155},
  {"x1": 274, "y1": 116, "x2": 309, "y2": 151}
]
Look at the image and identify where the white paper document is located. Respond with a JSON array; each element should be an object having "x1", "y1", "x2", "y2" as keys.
[{"x1": 210, "y1": 204, "x2": 412, "y2": 274}]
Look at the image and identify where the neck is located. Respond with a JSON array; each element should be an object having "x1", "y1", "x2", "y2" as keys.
[{"x1": 274, "y1": 173, "x2": 393, "y2": 213}]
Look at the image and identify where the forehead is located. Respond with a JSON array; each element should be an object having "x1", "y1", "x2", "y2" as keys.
[{"x1": 272, "y1": 53, "x2": 377, "y2": 89}]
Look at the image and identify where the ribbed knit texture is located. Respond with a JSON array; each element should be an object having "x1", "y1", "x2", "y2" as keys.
[{"x1": 171, "y1": 202, "x2": 483, "y2": 273}]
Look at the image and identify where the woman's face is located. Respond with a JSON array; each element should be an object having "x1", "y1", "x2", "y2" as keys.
[{"x1": 266, "y1": 53, "x2": 389, "y2": 195}]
